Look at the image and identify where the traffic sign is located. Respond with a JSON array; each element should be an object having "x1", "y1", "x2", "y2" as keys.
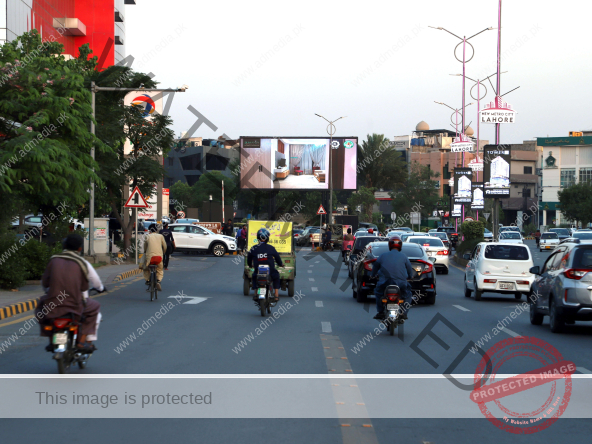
[
  {"x1": 125, "y1": 186, "x2": 149, "y2": 208},
  {"x1": 483, "y1": 212, "x2": 490, "y2": 221},
  {"x1": 391, "y1": 212, "x2": 396, "y2": 221},
  {"x1": 176, "y1": 211, "x2": 186, "y2": 219},
  {"x1": 464, "y1": 216, "x2": 475, "y2": 222},
  {"x1": 317, "y1": 205, "x2": 327, "y2": 215}
]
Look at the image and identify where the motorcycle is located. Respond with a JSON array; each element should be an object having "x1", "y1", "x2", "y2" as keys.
[
  {"x1": 255, "y1": 265, "x2": 277, "y2": 317},
  {"x1": 343, "y1": 241, "x2": 354, "y2": 264},
  {"x1": 380, "y1": 284, "x2": 404, "y2": 336},
  {"x1": 321, "y1": 240, "x2": 335, "y2": 252},
  {"x1": 41, "y1": 288, "x2": 100, "y2": 374}
]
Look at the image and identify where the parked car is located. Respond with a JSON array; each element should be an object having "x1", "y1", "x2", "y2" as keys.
[
  {"x1": 352, "y1": 241, "x2": 437, "y2": 304},
  {"x1": 540, "y1": 232, "x2": 559, "y2": 252},
  {"x1": 293, "y1": 229, "x2": 304, "y2": 242},
  {"x1": 549, "y1": 228, "x2": 571, "y2": 242},
  {"x1": 429, "y1": 231, "x2": 450, "y2": 250},
  {"x1": 297, "y1": 226, "x2": 321, "y2": 246},
  {"x1": 499, "y1": 231, "x2": 524, "y2": 244},
  {"x1": 529, "y1": 240, "x2": 592, "y2": 332},
  {"x1": 437, "y1": 226, "x2": 459, "y2": 247},
  {"x1": 464, "y1": 243, "x2": 534, "y2": 301},
  {"x1": 11, "y1": 214, "x2": 43, "y2": 229},
  {"x1": 347, "y1": 236, "x2": 388, "y2": 278},
  {"x1": 484, "y1": 228, "x2": 493, "y2": 242},
  {"x1": 168, "y1": 223, "x2": 236, "y2": 256},
  {"x1": 406, "y1": 236, "x2": 449, "y2": 274}
]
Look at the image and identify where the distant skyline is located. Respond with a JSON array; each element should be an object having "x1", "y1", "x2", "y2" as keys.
[{"x1": 126, "y1": 0, "x2": 592, "y2": 144}]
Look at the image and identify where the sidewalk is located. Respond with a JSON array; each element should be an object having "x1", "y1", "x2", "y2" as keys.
[{"x1": 0, "y1": 263, "x2": 141, "y2": 320}]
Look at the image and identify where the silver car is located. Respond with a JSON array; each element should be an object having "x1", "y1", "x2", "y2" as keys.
[
  {"x1": 530, "y1": 241, "x2": 592, "y2": 332},
  {"x1": 406, "y1": 236, "x2": 449, "y2": 274}
]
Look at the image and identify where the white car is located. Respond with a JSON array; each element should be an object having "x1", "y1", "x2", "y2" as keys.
[
  {"x1": 499, "y1": 231, "x2": 523, "y2": 244},
  {"x1": 401, "y1": 232, "x2": 426, "y2": 242},
  {"x1": 463, "y1": 242, "x2": 534, "y2": 301},
  {"x1": 483, "y1": 228, "x2": 493, "y2": 242},
  {"x1": 406, "y1": 236, "x2": 449, "y2": 274},
  {"x1": 539, "y1": 232, "x2": 559, "y2": 252},
  {"x1": 168, "y1": 223, "x2": 236, "y2": 256},
  {"x1": 569, "y1": 231, "x2": 592, "y2": 244}
]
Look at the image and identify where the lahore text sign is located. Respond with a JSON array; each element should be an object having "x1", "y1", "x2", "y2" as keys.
[
  {"x1": 479, "y1": 96, "x2": 516, "y2": 124},
  {"x1": 450, "y1": 133, "x2": 475, "y2": 153}
]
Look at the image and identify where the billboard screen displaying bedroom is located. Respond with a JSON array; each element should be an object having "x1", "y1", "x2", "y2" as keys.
[{"x1": 239, "y1": 137, "x2": 357, "y2": 190}]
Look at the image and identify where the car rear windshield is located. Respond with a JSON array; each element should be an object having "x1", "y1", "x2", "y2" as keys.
[
  {"x1": 550, "y1": 229, "x2": 569, "y2": 235},
  {"x1": 574, "y1": 232, "x2": 592, "y2": 240},
  {"x1": 432, "y1": 233, "x2": 448, "y2": 240},
  {"x1": 354, "y1": 237, "x2": 386, "y2": 250},
  {"x1": 308, "y1": 228, "x2": 320, "y2": 233},
  {"x1": 501, "y1": 232, "x2": 521, "y2": 239},
  {"x1": 408, "y1": 237, "x2": 444, "y2": 247},
  {"x1": 483, "y1": 245, "x2": 529, "y2": 260},
  {"x1": 572, "y1": 247, "x2": 592, "y2": 268},
  {"x1": 541, "y1": 233, "x2": 558, "y2": 239},
  {"x1": 401, "y1": 243, "x2": 426, "y2": 259}
]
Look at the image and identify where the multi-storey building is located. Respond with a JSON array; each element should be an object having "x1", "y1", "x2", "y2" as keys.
[{"x1": 1, "y1": 0, "x2": 136, "y2": 66}]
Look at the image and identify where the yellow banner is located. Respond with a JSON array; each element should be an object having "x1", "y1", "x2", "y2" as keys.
[{"x1": 247, "y1": 221, "x2": 293, "y2": 253}]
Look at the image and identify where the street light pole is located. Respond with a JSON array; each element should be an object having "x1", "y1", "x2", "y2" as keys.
[
  {"x1": 88, "y1": 84, "x2": 186, "y2": 258},
  {"x1": 315, "y1": 114, "x2": 346, "y2": 225}
]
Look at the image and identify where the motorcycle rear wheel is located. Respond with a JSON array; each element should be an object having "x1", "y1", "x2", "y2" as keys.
[{"x1": 389, "y1": 319, "x2": 395, "y2": 336}]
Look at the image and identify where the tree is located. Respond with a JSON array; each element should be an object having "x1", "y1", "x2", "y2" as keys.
[
  {"x1": 0, "y1": 31, "x2": 105, "y2": 212},
  {"x1": 558, "y1": 182, "x2": 592, "y2": 226},
  {"x1": 390, "y1": 162, "x2": 440, "y2": 219},
  {"x1": 348, "y1": 187, "x2": 377, "y2": 222},
  {"x1": 357, "y1": 134, "x2": 407, "y2": 190}
]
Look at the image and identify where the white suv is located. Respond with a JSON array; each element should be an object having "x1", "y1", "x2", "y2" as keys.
[{"x1": 169, "y1": 223, "x2": 236, "y2": 257}]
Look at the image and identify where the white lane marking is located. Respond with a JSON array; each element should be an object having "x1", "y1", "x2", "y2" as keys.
[
  {"x1": 321, "y1": 321, "x2": 332, "y2": 333},
  {"x1": 168, "y1": 296, "x2": 208, "y2": 305},
  {"x1": 308, "y1": 270, "x2": 312, "y2": 273},
  {"x1": 315, "y1": 261, "x2": 320, "y2": 263},
  {"x1": 312, "y1": 287, "x2": 318, "y2": 292},
  {"x1": 309, "y1": 278, "x2": 315, "y2": 281},
  {"x1": 315, "y1": 301, "x2": 324, "y2": 307},
  {"x1": 453, "y1": 305, "x2": 471, "y2": 312},
  {"x1": 309, "y1": 265, "x2": 314, "y2": 267},
  {"x1": 576, "y1": 367, "x2": 592, "y2": 374},
  {"x1": 500, "y1": 327, "x2": 520, "y2": 337}
]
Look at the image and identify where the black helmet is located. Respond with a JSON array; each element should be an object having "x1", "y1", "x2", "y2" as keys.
[{"x1": 257, "y1": 228, "x2": 271, "y2": 243}]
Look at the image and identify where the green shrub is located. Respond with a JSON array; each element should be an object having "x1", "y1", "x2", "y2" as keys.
[
  {"x1": 20, "y1": 239, "x2": 62, "y2": 280},
  {"x1": 523, "y1": 223, "x2": 536, "y2": 235},
  {"x1": 460, "y1": 220, "x2": 484, "y2": 240},
  {"x1": 0, "y1": 230, "x2": 28, "y2": 289},
  {"x1": 456, "y1": 238, "x2": 484, "y2": 260}
]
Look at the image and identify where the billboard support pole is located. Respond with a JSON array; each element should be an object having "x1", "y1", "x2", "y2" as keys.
[{"x1": 493, "y1": 0, "x2": 502, "y2": 242}]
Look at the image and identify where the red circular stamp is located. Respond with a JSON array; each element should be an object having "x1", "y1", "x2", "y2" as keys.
[{"x1": 470, "y1": 336, "x2": 575, "y2": 434}]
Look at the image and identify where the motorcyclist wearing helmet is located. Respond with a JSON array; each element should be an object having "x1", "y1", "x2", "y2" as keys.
[
  {"x1": 247, "y1": 228, "x2": 284, "y2": 302},
  {"x1": 370, "y1": 235, "x2": 414, "y2": 321}
]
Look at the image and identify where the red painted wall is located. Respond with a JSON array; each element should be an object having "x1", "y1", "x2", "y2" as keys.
[{"x1": 74, "y1": 0, "x2": 115, "y2": 68}]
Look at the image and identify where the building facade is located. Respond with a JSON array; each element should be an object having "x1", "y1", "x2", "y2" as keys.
[
  {"x1": 0, "y1": 0, "x2": 135, "y2": 66},
  {"x1": 538, "y1": 132, "x2": 592, "y2": 227}
]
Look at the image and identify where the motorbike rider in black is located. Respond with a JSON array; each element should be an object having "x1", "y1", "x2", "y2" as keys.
[{"x1": 247, "y1": 228, "x2": 284, "y2": 303}]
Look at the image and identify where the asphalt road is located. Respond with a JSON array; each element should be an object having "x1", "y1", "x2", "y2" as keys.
[{"x1": 1, "y1": 240, "x2": 591, "y2": 443}]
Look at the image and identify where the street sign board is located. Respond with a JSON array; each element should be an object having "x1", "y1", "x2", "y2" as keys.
[
  {"x1": 317, "y1": 205, "x2": 327, "y2": 215},
  {"x1": 483, "y1": 212, "x2": 490, "y2": 221},
  {"x1": 464, "y1": 216, "x2": 475, "y2": 222},
  {"x1": 176, "y1": 211, "x2": 186, "y2": 219},
  {"x1": 391, "y1": 212, "x2": 396, "y2": 221},
  {"x1": 125, "y1": 186, "x2": 149, "y2": 208}
]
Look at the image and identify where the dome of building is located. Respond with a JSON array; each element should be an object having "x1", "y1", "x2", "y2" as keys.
[
  {"x1": 465, "y1": 125, "x2": 474, "y2": 137},
  {"x1": 416, "y1": 121, "x2": 430, "y2": 131}
]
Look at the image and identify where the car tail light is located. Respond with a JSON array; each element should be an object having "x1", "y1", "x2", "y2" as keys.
[
  {"x1": 364, "y1": 259, "x2": 377, "y2": 271},
  {"x1": 516, "y1": 280, "x2": 529, "y2": 285},
  {"x1": 484, "y1": 279, "x2": 497, "y2": 283},
  {"x1": 437, "y1": 250, "x2": 449, "y2": 255},
  {"x1": 423, "y1": 243, "x2": 430, "y2": 247},
  {"x1": 416, "y1": 260, "x2": 433, "y2": 274},
  {"x1": 564, "y1": 269, "x2": 591, "y2": 280}
]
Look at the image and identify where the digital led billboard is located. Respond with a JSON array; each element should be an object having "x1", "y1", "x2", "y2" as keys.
[{"x1": 483, "y1": 144, "x2": 511, "y2": 197}]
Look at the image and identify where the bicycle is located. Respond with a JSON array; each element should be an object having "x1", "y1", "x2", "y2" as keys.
[{"x1": 146, "y1": 256, "x2": 162, "y2": 301}]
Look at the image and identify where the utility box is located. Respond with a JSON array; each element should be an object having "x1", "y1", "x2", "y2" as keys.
[{"x1": 83, "y1": 217, "x2": 110, "y2": 255}]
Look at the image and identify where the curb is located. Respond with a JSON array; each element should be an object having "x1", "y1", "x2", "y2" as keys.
[
  {"x1": 0, "y1": 298, "x2": 39, "y2": 320},
  {"x1": 113, "y1": 268, "x2": 143, "y2": 281}
]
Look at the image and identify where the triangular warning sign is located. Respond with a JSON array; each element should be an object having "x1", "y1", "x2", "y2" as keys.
[
  {"x1": 125, "y1": 186, "x2": 149, "y2": 208},
  {"x1": 317, "y1": 205, "x2": 327, "y2": 215}
]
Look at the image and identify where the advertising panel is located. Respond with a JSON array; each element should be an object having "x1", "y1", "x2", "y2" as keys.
[
  {"x1": 247, "y1": 220, "x2": 293, "y2": 253},
  {"x1": 471, "y1": 182, "x2": 484, "y2": 210},
  {"x1": 454, "y1": 168, "x2": 473, "y2": 204},
  {"x1": 239, "y1": 137, "x2": 357, "y2": 190},
  {"x1": 196, "y1": 222, "x2": 222, "y2": 234},
  {"x1": 479, "y1": 96, "x2": 516, "y2": 124},
  {"x1": 451, "y1": 204, "x2": 462, "y2": 218},
  {"x1": 483, "y1": 144, "x2": 511, "y2": 197}
]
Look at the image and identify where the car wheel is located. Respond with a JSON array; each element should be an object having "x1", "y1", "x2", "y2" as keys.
[
  {"x1": 211, "y1": 243, "x2": 227, "y2": 257},
  {"x1": 442, "y1": 267, "x2": 449, "y2": 275},
  {"x1": 529, "y1": 298, "x2": 544, "y2": 325},
  {"x1": 514, "y1": 292, "x2": 522, "y2": 300},
  {"x1": 464, "y1": 279, "x2": 471, "y2": 298},
  {"x1": 549, "y1": 297, "x2": 565, "y2": 333},
  {"x1": 356, "y1": 285, "x2": 367, "y2": 303},
  {"x1": 474, "y1": 279, "x2": 482, "y2": 301},
  {"x1": 424, "y1": 293, "x2": 436, "y2": 305}
]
